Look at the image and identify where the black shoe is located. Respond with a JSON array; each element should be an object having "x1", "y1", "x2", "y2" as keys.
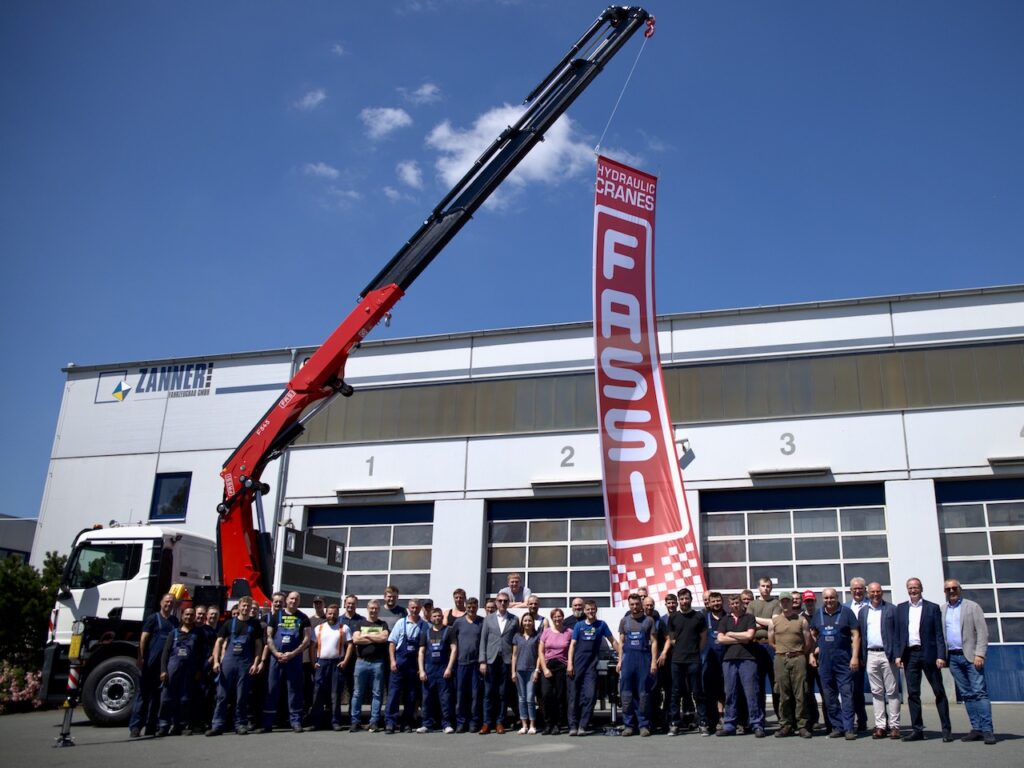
[
  {"x1": 961, "y1": 730, "x2": 982, "y2": 742},
  {"x1": 236, "y1": 727, "x2": 249, "y2": 735},
  {"x1": 129, "y1": 728, "x2": 141, "y2": 738},
  {"x1": 156, "y1": 727, "x2": 169, "y2": 737},
  {"x1": 385, "y1": 726, "x2": 396, "y2": 735},
  {"x1": 332, "y1": 724, "x2": 344, "y2": 732},
  {"x1": 844, "y1": 731, "x2": 857, "y2": 740},
  {"x1": 942, "y1": 729, "x2": 954, "y2": 743},
  {"x1": 754, "y1": 728, "x2": 767, "y2": 738},
  {"x1": 455, "y1": 725, "x2": 467, "y2": 733},
  {"x1": 828, "y1": 730, "x2": 845, "y2": 739},
  {"x1": 292, "y1": 725, "x2": 303, "y2": 733},
  {"x1": 901, "y1": 730, "x2": 925, "y2": 742},
  {"x1": 258, "y1": 726, "x2": 272, "y2": 734},
  {"x1": 350, "y1": 723, "x2": 361, "y2": 733},
  {"x1": 983, "y1": 732, "x2": 997, "y2": 745},
  {"x1": 205, "y1": 728, "x2": 222, "y2": 737}
]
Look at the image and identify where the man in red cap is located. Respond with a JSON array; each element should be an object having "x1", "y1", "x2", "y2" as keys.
[{"x1": 800, "y1": 590, "x2": 830, "y2": 734}]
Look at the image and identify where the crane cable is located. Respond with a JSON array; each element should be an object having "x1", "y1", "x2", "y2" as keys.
[{"x1": 594, "y1": 15, "x2": 654, "y2": 156}]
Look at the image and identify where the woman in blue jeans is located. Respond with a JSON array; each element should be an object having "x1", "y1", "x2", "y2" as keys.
[{"x1": 512, "y1": 614, "x2": 541, "y2": 734}]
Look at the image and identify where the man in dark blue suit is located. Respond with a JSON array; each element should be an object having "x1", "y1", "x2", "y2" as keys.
[{"x1": 895, "y1": 577, "x2": 951, "y2": 742}]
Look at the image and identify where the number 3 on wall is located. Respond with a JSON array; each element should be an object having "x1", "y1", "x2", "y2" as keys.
[{"x1": 780, "y1": 433, "x2": 796, "y2": 456}]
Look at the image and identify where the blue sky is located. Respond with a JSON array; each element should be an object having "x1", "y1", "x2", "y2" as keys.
[{"x1": 1, "y1": 1, "x2": 1022, "y2": 523}]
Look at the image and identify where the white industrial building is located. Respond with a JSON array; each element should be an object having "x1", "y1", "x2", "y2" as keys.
[{"x1": 34, "y1": 284, "x2": 1024, "y2": 700}]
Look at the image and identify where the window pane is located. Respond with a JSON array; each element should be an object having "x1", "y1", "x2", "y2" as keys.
[
  {"x1": 755, "y1": 565, "x2": 795, "y2": 590},
  {"x1": 528, "y1": 571, "x2": 567, "y2": 593},
  {"x1": 1001, "y1": 618, "x2": 1024, "y2": 643},
  {"x1": 490, "y1": 547, "x2": 526, "y2": 569},
  {"x1": 795, "y1": 537, "x2": 840, "y2": 560},
  {"x1": 793, "y1": 509, "x2": 838, "y2": 533},
  {"x1": 704, "y1": 514, "x2": 744, "y2": 537},
  {"x1": 704, "y1": 540, "x2": 746, "y2": 563},
  {"x1": 538, "y1": 597, "x2": 567, "y2": 608},
  {"x1": 488, "y1": 572, "x2": 510, "y2": 593},
  {"x1": 570, "y1": 570, "x2": 611, "y2": 593},
  {"x1": 391, "y1": 573, "x2": 430, "y2": 595},
  {"x1": 491, "y1": 522, "x2": 527, "y2": 544},
  {"x1": 796, "y1": 564, "x2": 842, "y2": 588},
  {"x1": 529, "y1": 545, "x2": 567, "y2": 568},
  {"x1": 968, "y1": 588, "x2": 997, "y2": 612},
  {"x1": 987, "y1": 618, "x2": 1001, "y2": 643},
  {"x1": 938, "y1": 504, "x2": 985, "y2": 529},
  {"x1": 991, "y1": 530, "x2": 1024, "y2": 556},
  {"x1": 706, "y1": 566, "x2": 746, "y2": 591},
  {"x1": 749, "y1": 512, "x2": 791, "y2": 535},
  {"x1": 941, "y1": 532, "x2": 989, "y2": 557},
  {"x1": 345, "y1": 574, "x2": 387, "y2": 596},
  {"x1": 350, "y1": 526, "x2": 390, "y2": 547},
  {"x1": 391, "y1": 549, "x2": 431, "y2": 571},
  {"x1": 347, "y1": 550, "x2": 389, "y2": 571},
  {"x1": 994, "y1": 559, "x2": 1024, "y2": 583},
  {"x1": 748, "y1": 539, "x2": 792, "y2": 562},
  {"x1": 999, "y1": 588, "x2": 1024, "y2": 613},
  {"x1": 942, "y1": 560, "x2": 992, "y2": 584},
  {"x1": 840, "y1": 507, "x2": 885, "y2": 532},
  {"x1": 570, "y1": 545, "x2": 608, "y2": 567},
  {"x1": 842, "y1": 535, "x2": 889, "y2": 559},
  {"x1": 530, "y1": 521, "x2": 568, "y2": 542},
  {"x1": 844, "y1": 562, "x2": 889, "y2": 587},
  {"x1": 69, "y1": 544, "x2": 135, "y2": 589},
  {"x1": 987, "y1": 502, "x2": 1024, "y2": 527},
  {"x1": 571, "y1": 519, "x2": 605, "y2": 541},
  {"x1": 150, "y1": 473, "x2": 191, "y2": 521},
  {"x1": 393, "y1": 525, "x2": 432, "y2": 546}
]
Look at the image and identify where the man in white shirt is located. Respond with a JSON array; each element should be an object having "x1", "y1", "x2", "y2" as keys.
[{"x1": 309, "y1": 603, "x2": 353, "y2": 731}]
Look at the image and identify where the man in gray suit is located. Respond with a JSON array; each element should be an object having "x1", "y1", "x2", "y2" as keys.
[
  {"x1": 941, "y1": 579, "x2": 996, "y2": 745},
  {"x1": 478, "y1": 593, "x2": 519, "y2": 733}
]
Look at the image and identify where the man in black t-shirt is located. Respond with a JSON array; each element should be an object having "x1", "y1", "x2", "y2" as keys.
[
  {"x1": 666, "y1": 588, "x2": 708, "y2": 735},
  {"x1": 717, "y1": 594, "x2": 765, "y2": 737},
  {"x1": 350, "y1": 600, "x2": 390, "y2": 731}
]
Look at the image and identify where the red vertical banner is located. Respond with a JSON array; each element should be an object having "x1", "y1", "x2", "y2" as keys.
[{"x1": 593, "y1": 155, "x2": 706, "y2": 607}]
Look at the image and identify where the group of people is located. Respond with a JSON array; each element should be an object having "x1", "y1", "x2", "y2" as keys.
[{"x1": 125, "y1": 571, "x2": 997, "y2": 746}]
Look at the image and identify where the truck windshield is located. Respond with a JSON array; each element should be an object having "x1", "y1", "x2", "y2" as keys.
[{"x1": 67, "y1": 543, "x2": 141, "y2": 589}]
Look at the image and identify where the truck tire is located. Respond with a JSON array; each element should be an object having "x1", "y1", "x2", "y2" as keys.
[{"x1": 82, "y1": 657, "x2": 140, "y2": 727}]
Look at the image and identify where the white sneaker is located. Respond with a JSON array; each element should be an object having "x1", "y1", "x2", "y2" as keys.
[
  {"x1": 443, "y1": 726, "x2": 455, "y2": 734},
  {"x1": 518, "y1": 727, "x2": 527, "y2": 734},
  {"x1": 527, "y1": 727, "x2": 537, "y2": 735},
  {"x1": 416, "y1": 726, "x2": 428, "y2": 734}
]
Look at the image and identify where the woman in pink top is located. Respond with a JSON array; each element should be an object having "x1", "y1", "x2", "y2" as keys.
[{"x1": 538, "y1": 608, "x2": 572, "y2": 734}]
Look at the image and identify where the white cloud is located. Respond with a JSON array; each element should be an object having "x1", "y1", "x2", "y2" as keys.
[
  {"x1": 295, "y1": 88, "x2": 326, "y2": 111},
  {"x1": 331, "y1": 42, "x2": 345, "y2": 56},
  {"x1": 396, "y1": 160, "x2": 423, "y2": 189},
  {"x1": 383, "y1": 186, "x2": 402, "y2": 201},
  {"x1": 359, "y1": 107, "x2": 413, "y2": 140},
  {"x1": 600, "y1": 146, "x2": 645, "y2": 169},
  {"x1": 303, "y1": 161, "x2": 340, "y2": 179},
  {"x1": 426, "y1": 104, "x2": 594, "y2": 208},
  {"x1": 400, "y1": 82, "x2": 442, "y2": 105}
]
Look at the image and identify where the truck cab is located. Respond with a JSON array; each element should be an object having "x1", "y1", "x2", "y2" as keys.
[{"x1": 43, "y1": 525, "x2": 218, "y2": 725}]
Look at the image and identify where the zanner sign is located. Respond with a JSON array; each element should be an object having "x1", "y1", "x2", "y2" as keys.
[{"x1": 593, "y1": 155, "x2": 706, "y2": 607}]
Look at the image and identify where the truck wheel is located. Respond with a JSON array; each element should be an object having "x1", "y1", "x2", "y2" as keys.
[{"x1": 82, "y1": 657, "x2": 140, "y2": 727}]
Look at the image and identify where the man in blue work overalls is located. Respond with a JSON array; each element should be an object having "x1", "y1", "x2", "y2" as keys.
[
  {"x1": 158, "y1": 606, "x2": 208, "y2": 735},
  {"x1": 617, "y1": 593, "x2": 658, "y2": 737},
  {"x1": 207, "y1": 595, "x2": 264, "y2": 735},
  {"x1": 567, "y1": 599, "x2": 621, "y2": 736},
  {"x1": 386, "y1": 598, "x2": 428, "y2": 733},
  {"x1": 261, "y1": 591, "x2": 311, "y2": 732},
  {"x1": 129, "y1": 592, "x2": 178, "y2": 737},
  {"x1": 418, "y1": 607, "x2": 455, "y2": 732},
  {"x1": 810, "y1": 587, "x2": 861, "y2": 740}
]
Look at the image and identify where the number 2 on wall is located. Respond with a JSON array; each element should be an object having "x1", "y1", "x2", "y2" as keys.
[{"x1": 561, "y1": 446, "x2": 575, "y2": 467}]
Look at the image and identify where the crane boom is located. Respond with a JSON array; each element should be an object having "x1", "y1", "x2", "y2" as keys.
[{"x1": 217, "y1": 6, "x2": 654, "y2": 605}]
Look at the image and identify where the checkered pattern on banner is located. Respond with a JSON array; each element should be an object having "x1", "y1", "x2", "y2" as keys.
[{"x1": 609, "y1": 537, "x2": 705, "y2": 606}]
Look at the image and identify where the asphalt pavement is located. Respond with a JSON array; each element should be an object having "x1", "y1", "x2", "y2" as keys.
[{"x1": 3, "y1": 704, "x2": 1021, "y2": 768}]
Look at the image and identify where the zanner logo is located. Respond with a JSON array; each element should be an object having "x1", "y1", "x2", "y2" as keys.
[
  {"x1": 111, "y1": 380, "x2": 132, "y2": 401},
  {"x1": 94, "y1": 363, "x2": 215, "y2": 404}
]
